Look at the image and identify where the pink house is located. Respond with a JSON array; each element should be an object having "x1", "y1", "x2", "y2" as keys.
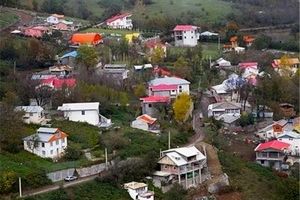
[
  {"x1": 24, "y1": 26, "x2": 49, "y2": 38},
  {"x1": 40, "y1": 77, "x2": 76, "y2": 90},
  {"x1": 53, "y1": 22, "x2": 68, "y2": 31}
]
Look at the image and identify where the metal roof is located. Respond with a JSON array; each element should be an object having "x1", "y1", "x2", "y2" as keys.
[
  {"x1": 149, "y1": 77, "x2": 190, "y2": 86},
  {"x1": 15, "y1": 106, "x2": 43, "y2": 113},
  {"x1": 58, "y1": 102, "x2": 99, "y2": 111}
]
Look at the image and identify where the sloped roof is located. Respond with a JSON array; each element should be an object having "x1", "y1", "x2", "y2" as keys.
[
  {"x1": 51, "y1": 14, "x2": 64, "y2": 18},
  {"x1": 149, "y1": 77, "x2": 190, "y2": 86},
  {"x1": 49, "y1": 65, "x2": 73, "y2": 72},
  {"x1": 209, "y1": 101, "x2": 241, "y2": 110},
  {"x1": 216, "y1": 113, "x2": 240, "y2": 124},
  {"x1": 277, "y1": 131, "x2": 300, "y2": 139},
  {"x1": 106, "y1": 13, "x2": 132, "y2": 23},
  {"x1": 15, "y1": 106, "x2": 43, "y2": 113},
  {"x1": 41, "y1": 78, "x2": 76, "y2": 89},
  {"x1": 163, "y1": 146, "x2": 202, "y2": 158},
  {"x1": 60, "y1": 51, "x2": 78, "y2": 59},
  {"x1": 37, "y1": 127, "x2": 58, "y2": 134},
  {"x1": 254, "y1": 140, "x2": 290, "y2": 151},
  {"x1": 124, "y1": 182, "x2": 147, "y2": 190},
  {"x1": 71, "y1": 33, "x2": 102, "y2": 45},
  {"x1": 140, "y1": 96, "x2": 170, "y2": 103},
  {"x1": 173, "y1": 25, "x2": 198, "y2": 31},
  {"x1": 24, "y1": 128, "x2": 67, "y2": 142},
  {"x1": 238, "y1": 62, "x2": 258, "y2": 69},
  {"x1": 58, "y1": 102, "x2": 99, "y2": 111},
  {"x1": 136, "y1": 114, "x2": 157, "y2": 124}
]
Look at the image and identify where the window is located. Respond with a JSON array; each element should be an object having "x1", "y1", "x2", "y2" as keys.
[
  {"x1": 184, "y1": 36, "x2": 186, "y2": 39},
  {"x1": 289, "y1": 138, "x2": 293, "y2": 141},
  {"x1": 42, "y1": 151, "x2": 45, "y2": 155},
  {"x1": 29, "y1": 113, "x2": 33, "y2": 116},
  {"x1": 191, "y1": 31, "x2": 193, "y2": 33},
  {"x1": 261, "y1": 160, "x2": 264, "y2": 164},
  {"x1": 56, "y1": 140, "x2": 59, "y2": 145},
  {"x1": 148, "y1": 104, "x2": 152, "y2": 108},
  {"x1": 62, "y1": 138, "x2": 65, "y2": 143},
  {"x1": 191, "y1": 36, "x2": 193, "y2": 39},
  {"x1": 50, "y1": 142, "x2": 53, "y2": 146},
  {"x1": 50, "y1": 150, "x2": 53, "y2": 155},
  {"x1": 81, "y1": 111, "x2": 85, "y2": 115},
  {"x1": 184, "y1": 31, "x2": 186, "y2": 33},
  {"x1": 164, "y1": 165, "x2": 168, "y2": 168},
  {"x1": 41, "y1": 143, "x2": 45, "y2": 148},
  {"x1": 173, "y1": 166, "x2": 176, "y2": 169}
]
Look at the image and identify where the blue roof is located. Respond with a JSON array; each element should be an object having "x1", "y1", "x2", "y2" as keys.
[{"x1": 60, "y1": 51, "x2": 78, "y2": 59}]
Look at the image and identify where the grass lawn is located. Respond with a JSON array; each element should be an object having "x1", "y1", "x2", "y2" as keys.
[
  {"x1": 0, "y1": 10, "x2": 19, "y2": 29},
  {"x1": 0, "y1": 151, "x2": 89, "y2": 176},
  {"x1": 81, "y1": 27, "x2": 140, "y2": 37},
  {"x1": 25, "y1": 180, "x2": 130, "y2": 200}
]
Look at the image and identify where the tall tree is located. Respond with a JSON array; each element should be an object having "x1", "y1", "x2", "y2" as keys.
[
  {"x1": 173, "y1": 93, "x2": 192, "y2": 123},
  {"x1": 77, "y1": 46, "x2": 99, "y2": 71}
]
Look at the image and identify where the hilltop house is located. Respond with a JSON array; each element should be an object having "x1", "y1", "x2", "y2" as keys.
[
  {"x1": 277, "y1": 131, "x2": 300, "y2": 156},
  {"x1": 23, "y1": 127, "x2": 68, "y2": 159},
  {"x1": 57, "y1": 102, "x2": 112, "y2": 128},
  {"x1": 124, "y1": 182, "x2": 154, "y2": 200},
  {"x1": 106, "y1": 13, "x2": 133, "y2": 29},
  {"x1": 49, "y1": 65, "x2": 73, "y2": 77},
  {"x1": 153, "y1": 146, "x2": 206, "y2": 189},
  {"x1": 131, "y1": 114, "x2": 160, "y2": 133},
  {"x1": 24, "y1": 26, "x2": 49, "y2": 38},
  {"x1": 15, "y1": 106, "x2": 46, "y2": 124},
  {"x1": 148, "y1": 77, "x2": 190, "y2": 98},
  {"x1": 140, "y1": 96, "x2": 170, "y2": 117},
  {"x1": 208, "y1": 101, "x2": 241, "y2": 118},
  {"x1": 243, "y1": 35, "x2": 255, "y2": 47},
  {"x1": 173, "y1": 25, "x2": 199, "y2": 47},
  {"x1": 96, "y1": 64, "x2": 129, "y2": 85},
  {"x1": 70, "y1": 33, "x2": 102, "y2": 46},
  {"x1": 272, "y1": 58, "x2": 300, "y2": 76},
  {"x1": 254, "y1": 140, "x2": 290, "y2": 170}
]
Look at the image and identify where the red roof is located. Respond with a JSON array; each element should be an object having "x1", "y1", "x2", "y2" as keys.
[
  {"x1": 173, "y1": 25, "x2": 197, "y2": 31},
  {"x1": 106, "y1": 13, "x2": 132, "y2": 23},
  {"x1": 140, "y1": 96, "x2": 170, "y2": 103},
  {"x1": 137, "y1": 114, "x2": 157, "y2": 124},
  {"x1": 41, "y1": 78, "x2": 76, "y2": 89},
  {"x1": 238, "y1": 62, "x2": 258, "y2": 69},
  {"x1": 150, "y1": 84, "x2": 177, "y2": 91},
  {"x1": 255, "y1": 140, "x2": 290, "y2": 152},
  {"x1": 71, "y1": 33, "x2": 102, "y2": 45},
  {"x1": 153, "y1": 66, "x2": 171, "y2": 76},
  {"x1": 48, "y1": 129, "x2": 68, "y2": 142}
]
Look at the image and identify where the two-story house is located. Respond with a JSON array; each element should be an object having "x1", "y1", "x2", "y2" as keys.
[
  {"x1": 173, "y1": 25, "x2": 199, "y2": 47},
  {"x1": 23, "y1": 127, "x2": 68, "y2": 159},
  {"x1": 106, "y1": 13, "x2": 133, "y2": 29},
  {"x1": 254, "y1": 140, "x2": 290, "y2": 170},
  {"x1": 57, "y1": 102, "x2": 112, "y2": 127},
  {"x1": 154, "y1": 146, "x2": 206, "y2": 189},
  {"x1": 15, "y1": 105, "x2": 46, "y2": 124},
  {"x1": 277, "y1": 131, "x2": 300, "y2": 156},
  {"x1": 207, "y1": 101, "x2": 241, "y2": 118},
  {"x1": 124, "y1": 182, "x2": 154, "y2": 200},
  {"x1": 148, "y1": 77, "x2": 190, "y2": 98}
]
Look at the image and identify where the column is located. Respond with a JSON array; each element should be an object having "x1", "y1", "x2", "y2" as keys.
[
  {"x1": 178, "y1": 174, "x2": 181, "y2": 184},
  {"x1": 185, "y1": 173, "x2": 188, "y2": 188},
  {"x1": 192, "y1": 170, "x2": 195, "y2": 185},
  {"x1": 199, "y1": 168, "x2": 202, "y2": 183}
]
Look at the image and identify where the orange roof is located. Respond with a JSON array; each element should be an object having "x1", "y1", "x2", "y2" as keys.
[
  {"x1": 243, "y1": 35, "x2": 255, "y2": 43},
  {"x1": 230, "y1": 36, "x2": 238, "y2": 42},
  {"x1": 71, "y1": 33, "x2": 102, "y2": 45},
  {"x1": 52, "y1": 14, "x2": 64, "y2": 18},
  {"x1": 48, "y1": 129, "x2": 68, "y2": 143},
  {"x1": 137, "y1": 114, "x2": 157, "y2": 124}
]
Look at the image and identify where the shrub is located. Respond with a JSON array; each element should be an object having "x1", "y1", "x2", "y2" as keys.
[
  {"x1": 0, "y1": 170, "x2": 17, "y2": 194},
  {"x1": 64, "y1": 144, "x2": 83, "y2": 161},
  {"x1": 23, "y1": 169, "x2": 51, "y2": 189}
]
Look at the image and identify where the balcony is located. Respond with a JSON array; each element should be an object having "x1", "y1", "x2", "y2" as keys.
[{"x1": 256, "y1": 152, "x2": 285, "y2": 161}]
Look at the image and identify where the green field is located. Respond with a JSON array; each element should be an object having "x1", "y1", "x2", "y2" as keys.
[
  {"x1": 0, "y1": 10, "x2": 19, "y2": 29},
  {"x1": 81, "y1": 28, "x2": 139, "y2": 37}
]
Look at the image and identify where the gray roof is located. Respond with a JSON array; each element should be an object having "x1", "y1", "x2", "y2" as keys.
[
  {"x1": 216, "y1": 113, "x2": 240, "y2": 124},
  {"x1": 23, "y1": 133, "x2": 53, "y2": 142},
  {"x1": 209, "y1": 101, "x2": 241, "y2": 110},
  {"x1": 149, "y1": 77, "x2": 190, "y2": 86},
  {"x1": 37, "y1": 127, "x2": 58, "y2": 134},
  {"x1": 277, "y1": 131, "x2": 300, "y2": 139},
  {"x1": 58, "y1": 102, "x2": 99, "y2": 111},
  {"x1": 15, "y1": 106, "x2": 43, "y2": 113}
]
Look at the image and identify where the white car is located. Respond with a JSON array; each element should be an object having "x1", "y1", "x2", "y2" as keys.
[{"x1": 64, "y1": 176, "x2": 78, "y2": 182}]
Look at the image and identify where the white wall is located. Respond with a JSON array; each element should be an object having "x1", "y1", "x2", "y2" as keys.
[
  {"x1": 277, "y1": 138, "x2": 300, "y2": 156},
  {"x1": 24, "y1": 137, "x2": 67, "y2": 159},
  {"x1": 175, "y1": 30, "x2": 198, "y2": 47},
  {"x1": 131, "y1": 120, "x2": 149, "y2": 132},
  {"x1": 23, "y1": 112, "x2": 44, "y2": 124},
  {"x1": 107, "y1": 17, "x2": 132, "y2": 29},
  {"x1": 64, "y1": 110, "x2": 99, "y2": 126},
  {"x1": 127, "y1": 186, "x2": 154, "y2": 200},
  {"x1": 47, "y1": 16, "x2": 59, "y2": 24}
]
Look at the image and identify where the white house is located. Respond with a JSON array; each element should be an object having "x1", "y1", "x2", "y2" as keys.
[
  {"x1": 124, "y1": 182, "x2": 154, "y2": 200},
  {"x1": 148, "y1": 77, "x2": 190, "y2": 98},
  {"x1": 277, "y1": 131, "x2": 300, "y2": 156},
  {"x1": 173, "y1": 25, "x2": 199, "y2": 47},
  {"x1": 46, "y1": 16, "x2": 59, "y2": 24},
  {"x1": 15, "y1": 106, "x2": 46, "y2": 124},
  {"x1": 208, "y1": 101, "x2": 241, "y2": 117},
  {"x1": 106, "y1": 13, "x2": 133, "y2": 29},
  {"x1": 23, "y1": 127, "x2": 68, "y2": 159},
  {"x1": 57, "y1": 102, "x2": 112, "y2": 127},
  {"x1": 131, "y1": 114, "x2": 160, "y2": 133}
]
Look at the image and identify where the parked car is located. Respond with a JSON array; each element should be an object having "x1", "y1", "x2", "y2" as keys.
[{"x1": 64, "y1": 175, "x2": 78, "y2": 181}]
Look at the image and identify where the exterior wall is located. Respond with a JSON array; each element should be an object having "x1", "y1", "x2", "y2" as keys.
[
  {"x1": 47, "y1": 16, "x2": 59, "y2": 24},
  {"x1": 255, "y1": 151, "x2": 285, "y2": 170},
  {"x1": 208, "y1": 108, "x2": 240, "y2": 117},
  {"x1": 151, "y1": 90, "x2": 171, "y2": 97},
  {"x1": 22, "y1": 112, "x2": 44, "y2": 124},
  {"x1": 63, "y1": 110, "x2": 99, "y2": 126},
  {"x1": 149, "y1": 84, "x2": 189, "y2": 97},
  {"x1": 179, "y1": 84, "x2": 190, "y2": 94},
  {"x1": 175, "y1": 30, "x2": 198, "y2": 47},
  {"x1": 107, "y1": 17, "x2": 133, "y2": 29},
  {"x1": 127, "y1": 187, "x2": 153, "y2": 200},
  {"x1": 161, "y1": 164, "x2": 180, "y2": 174},
  {"x1": 131, "y1": 120, "x2": 149, "y2": 131},
  {"x1": 277, "y1": 137, "x2": 300, "y2": 156},
  {"x1": 24, "y1": 137, "x2": 67, "y2": 159},
  {"x1": 141, "y1": 103, "x2": 159, "y2": 117}
]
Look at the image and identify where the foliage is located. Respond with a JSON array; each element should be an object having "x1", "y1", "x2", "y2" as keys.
[
  {"x1": 173, "y1": 93, "x2": 192, "y2": 122},
  {"x1": 133, "y1": 83, "x2": 146, "y2": 97},
  {"x1": 173, "y1": 56, "x2": 192, "y2": 80},
  {"x1": 0, "y1": 170, "x2": 17, "y2": 194},
  {"x1": 151, "y1": 46, "x2": 165, "y2": 64},
  {"x1": 64, "y1": 143, "x2": 83, "y2": 161},
  {"x1": 23, "y1": 169, "x2": 51, "y2": 189},
  {"x1": 164, "y1": 183, "x2": 187, "y2": 200},
  {"x1": 252, "y1": 34, "x2": 272, "y2": 50},
  {"x1": 238, "y1": 112, "x2": 254, "y2": 127},
  {"x1": 77, "y1": 45, "x2": 99, "y2": 71},
  {"x1": 101, "y1": 132, "x2": 129, "y2": 153}
]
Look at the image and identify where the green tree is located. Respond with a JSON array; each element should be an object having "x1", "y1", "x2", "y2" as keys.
[
  {"x1": 253, "y1": 34, "x2": 272, "y2": 50},
  {"x1": 151, "y1": 46, "x2": 165, "y2": 64},
  {"x1": 174, "y1": 56, "x2": 192, "y2": 80},
  {"x1": 77, "y1": 45, "x2": 99, "y2": 71},
  {"x1": 164, "y1": 183, "x2": 187, "y2": 200},
  {"x1": 173, "y1": 93, "x2": 192, "y2": 123},
  {"x1": 0, "y1": 170, "x2": 17, "y2": 194},
  {"x1": 134, "y1": 83, "x2": 146, "y2": 98}
]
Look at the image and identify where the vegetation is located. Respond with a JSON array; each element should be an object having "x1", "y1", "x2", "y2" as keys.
[
  {"x1": 173, "y1": 93, "x2": 192, "y2": 123},
  {"x1": 0, "y1": 10, "x2": 19, "y2": 29}
]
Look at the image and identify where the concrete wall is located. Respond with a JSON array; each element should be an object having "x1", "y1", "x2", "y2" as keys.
[{"x1": 64, "y1": 110, "x2": 99, "y2": 126}]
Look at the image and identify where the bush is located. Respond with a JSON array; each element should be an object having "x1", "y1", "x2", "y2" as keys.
[
  {"x1": 64, "y1": 144, "x2": 83, "y2": 161},
  {"x1": 0, "y1": 170, "x2": 17, "y2": 194},
  {"x1": 23, "y1": 169, "x2": 51, "y2": 189},
  {"x1": 238, "y1": 112, "x2": 254, "y2": 127}
]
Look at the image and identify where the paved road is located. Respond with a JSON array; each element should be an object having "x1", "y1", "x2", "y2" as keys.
[{"x1": 22, "y1": 175, "x2": 98, "y2": 198}]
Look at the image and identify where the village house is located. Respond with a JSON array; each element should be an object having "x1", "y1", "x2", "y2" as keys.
[
  {"x1": 208, "y1": 101, "x2": 241, "y2": 118},
  {"x1": 124, "y1": 182, "x2": 154, "y2": 200},
  {"x1": 23, "y1": 127, "x2": 68, "y2": 159},
  {"x1": 173, "y1": 25, "x2": 200, "y2": 47},
  {"x1": 239, "y1": 62, "x2": 259, "y2": 85},
  {"x1": 254, "y1": 140, "x2": 290, "y2": 170},
  {"x1": 49, "y1": 65, "x2": 73, "y2": 77},
  {"x1": 213, "y1": 58, "x2": 232, "y2": 68},
  {"x1": 211, "y1": 73, "x2": 245, "y2": 97},
  {"x1": 144, "y1": 36, "x2": 167, "y2": 60},
  {"x1": 40, "y1": 77, "x2": 76, "y2": 90},
  {"x1": 96, "y1": 64, "x2": 129, "y2": 85},
  {"x1": 24, "y1": 26, "x2": 49, "y2": 38},
  {"x1": 255, "y1": 117, "x2": 300, "y2": 140},
  {"x1": 153, "y1": 146, "x2": 207, "y2": 189},
  {"x1": 272, "y1": 58, "x2": 300, "y2": 76},
  {"x1": 53, "y1": 22, "x2": 68, "y2": 31},
  {"x1": 59, "y1": 51, "x2": 78, "y2": 67},
  {"x1": 57, "y1": 102, "x2": 112, "y2": 128},
  {"x1": 106, "y1": 13, "x2": 133, "y2": 29},
  {"x1": 46, "y1": 14, "x2": 64, "y2": 24},
  {"x1": 148, "y1": 77, "x2": 190, "y2": 98},
  {"x1": 243, "y1": 35, "x2": 255, "y2": 47},
  {"x1": 131, "y1": 114, "x2": 160, "y2": 133},
  {"x1": 15, "y1": 105, "x2": 46, "y2": 124},
  {"x1": 215, "y1": 113, "x2": 240, "y2": 127},
  {"x1": 277, "y1": 131, "x2": 300, "y2": 156},
  {"x1": 140, "y1": 96, "x2": 170, "y2": 117},
  {"x1": 70, "y1": 33, "x2": 103, "y2": 46}
]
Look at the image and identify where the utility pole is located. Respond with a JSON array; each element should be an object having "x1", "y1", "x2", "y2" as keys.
[
  {"x1": 218, "y1": 35, "x2": 220, "y2": 50},
  {"x1": 168, "y1": 131, "x2": 171, "y2": 149},
  {"x1": 105, "y1": 148, "x2": 108, "y2": 170},
  {"x1": 19, "y1": 177, "x2": 22, "y2": 198}
]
